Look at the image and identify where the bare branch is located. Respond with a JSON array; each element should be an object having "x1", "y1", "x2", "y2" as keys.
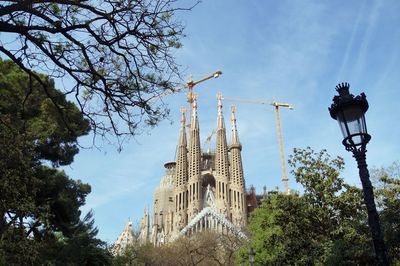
[{"x1": 0, "y1": 0, "x2": 198, "y2": 144}]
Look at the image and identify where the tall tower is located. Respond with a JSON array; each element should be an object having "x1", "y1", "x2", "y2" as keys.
[
  {"x1": 229, "y1": 106, "x2": 247, "y2": 227},
  {"x1": 188, "y1": 96, "x2": 202, "y2": 221},
  {"x1": 214, "y1": 93, "x2": 231, "y2": 219},
  {"x1": 174, "y1": 107, "x2": 189, "y2": 232}
]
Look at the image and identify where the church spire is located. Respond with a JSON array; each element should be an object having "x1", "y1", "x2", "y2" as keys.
[
  {"x1": 175, "y1": 107, "x2": 188, "y2": 188},
  {"x1": 215, "y1": 93, "x2": 230, "y2": 218},
  {"x1": 174, "y1": 107, "x2": 188, "y2": 232},
  {"x1": 138, "y1": 207, "x2": 150, "y2": 243},
  {"x1": 188, "y1": 95, "x2": 202, "y2": 221},
  {"x1": 215, "y1": 93, "x2": 229, "y2": 177},
  {"x1": 229, "y1": 105, "x2": 246, "y2": 227},
  {"x1": 178, "y1": 107, "x2": 187, "y2": 149},
  {"x1": 230, "y1": 106, "x2": 240, "y2": 146},
  {"x1": 217, "y1": 92, "x2": 225, "y2": 129},
  {"x1": 229, "y1": 105, "x2": 244, "y2": 187},
  {"x1": 191, "y1": 94, "x2": 199, "y2": 130}
]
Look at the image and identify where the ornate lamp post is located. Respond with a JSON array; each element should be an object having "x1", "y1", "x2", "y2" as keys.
[
  {"x1": 329, "y1": 82, "x2": 388, "y2": 266},
  {"x1": 248, "y1": 247, "x2": 255, "y2": 266}
]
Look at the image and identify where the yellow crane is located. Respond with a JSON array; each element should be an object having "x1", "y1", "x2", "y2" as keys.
[
  {"x1": 151, "y1": 70, "x2": 223, "y2": 106},
  {"x1": 222, "y1": 95, "x2": 294, "y2": 194},
  {"x1": 184, "y1": 71, "x2": 223, "y2": 104}
]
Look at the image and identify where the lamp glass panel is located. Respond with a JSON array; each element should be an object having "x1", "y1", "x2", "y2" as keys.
[
  {"x1": 337, "y1": 104, "x2": 367, "y2": 145},
  {"x1": 338, "y1": 119, "x2": 349, "y2": 139}
]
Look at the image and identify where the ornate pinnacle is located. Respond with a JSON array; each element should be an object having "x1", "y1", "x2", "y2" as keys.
[
  {"x1": 335, "y1": 82, "x2": 350, "y2": 96},
  {"x1": 230, "y1": 105, "x2": 240, "y2": 145},
  {"x1": 231, "y1": 105, "x2": 237, "y2": 122},
  {"x1": 217, "y1": 92, "x2": 223, "y2": 112},
  {"x1": 180, "y1": 106, "x2": 186, "y2": 125},
  {"x1": 192, "y1": 94, "x2": 198, "y2": 110},
  {"x1": 329, "y1": 82, "x2": 368, "y2": 120}
]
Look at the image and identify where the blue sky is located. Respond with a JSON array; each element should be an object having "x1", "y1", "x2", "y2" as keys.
[{"x1": 55, "y1": 0, "x2": 400, "y2": 243}]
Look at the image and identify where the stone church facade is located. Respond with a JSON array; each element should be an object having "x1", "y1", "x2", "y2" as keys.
[{"x1": 113, "y1": 95, "x2": 248, "y2": 253}]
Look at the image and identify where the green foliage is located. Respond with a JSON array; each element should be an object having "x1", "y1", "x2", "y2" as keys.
[
  {"x1": 37, "y1": 211, "x2": 112, "y2": 265},
  {"x1": 371, "y1": 162, "x2": 400, "y2": 264},
  {"x1": 240, "y1": 147, "x2": 375, "y2": 265},
  {"x1": 0, "y1": 60, "x2": 110, "y2": 265},
  {"x1": 0, "y1": 59, "x2": 90, "y2": 166},
  {"x1": 240, "y1": 193, "x2": 324, "y2": 265},
  {"x1": 50, "y1": 3, "x2": 61, "y2": 15}
]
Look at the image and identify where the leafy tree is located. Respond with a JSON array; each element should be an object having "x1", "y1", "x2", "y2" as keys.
[
  {"x1": 239, "y1": 147, "x2": 375, "y2": 265},
  {"x1": 371, "y1": 162, "x2": 400, "y2": 264},
  {"x1": 0, "y1": 59, "x2": 110, "y2": 264},
  {"x1": 236, "y1": 193, "x2": 322, "y2": 265},
  {"x1": 0, "y1": 0, "x2": 195, "y2": 139},
  {"x1": 289, "y1": 148, "x2": 375, "y2": 264}
]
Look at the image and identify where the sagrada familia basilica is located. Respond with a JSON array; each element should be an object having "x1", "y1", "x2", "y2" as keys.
[{"x1": 113, "y1": 94, "x2": 253, "y2": 255}]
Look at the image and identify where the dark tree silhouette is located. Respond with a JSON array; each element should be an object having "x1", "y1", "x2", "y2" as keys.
[
  {"x1": 0, "y1": 0, "x2": 195, "y2": 140},
  {"x1": 0, "y1": 59, "x2": 111, "y2": 264}
]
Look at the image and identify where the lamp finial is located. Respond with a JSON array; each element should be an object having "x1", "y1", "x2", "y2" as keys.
[{"x1": 335, "y1": 82, "x2": 350, "y2": 96}]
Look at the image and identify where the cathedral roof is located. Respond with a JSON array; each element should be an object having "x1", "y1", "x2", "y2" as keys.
[
  {"x1": 112, "y1": 221, "x2": 136, "y2": 256},
  {"x1": 176, "y1": 207, "x2": 247, "y2": 240}
]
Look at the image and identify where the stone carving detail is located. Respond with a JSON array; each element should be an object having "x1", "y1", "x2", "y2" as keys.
[
  {"x1": 174, "y1": 207, "x2": 247, "y2": 241},
  {"x1": 203, "y1": 184, "x2": 216, "y2": 209}
]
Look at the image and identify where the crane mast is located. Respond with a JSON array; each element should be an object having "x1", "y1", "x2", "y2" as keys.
[
  {"x1": 271, "y1": 101, "x2": 293, "y2": 194},
  {"x1": 222, "y1": 95, "x2": 294, "y2": 194}
]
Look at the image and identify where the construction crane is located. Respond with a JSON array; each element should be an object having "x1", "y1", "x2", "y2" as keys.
[
  {"x1": 203, "y1": 129, "x2": 216, "y2": 153},
  {"x1": 184, "y1": 71, "x2": 223, "y2": 104},
  {"x1": 271, "y1": 100, "x2": 293, "y2": 194},
  {"x1": 150, "y1": 70, "x2": 223, "y2": 106},
  {"x1": 179, "y1": 70, "x2": 223, "y2": 119},
  {"x1": 222, "y1": 95, "x2": 294, "y2": 194}
]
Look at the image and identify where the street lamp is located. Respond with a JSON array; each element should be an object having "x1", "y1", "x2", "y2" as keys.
[
  {"x1": 248, "y1": 247, "x2": 255, "y2": 266},
  {"x1": 329, "y1": 82, "x2": 388, "y2": 266}
]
